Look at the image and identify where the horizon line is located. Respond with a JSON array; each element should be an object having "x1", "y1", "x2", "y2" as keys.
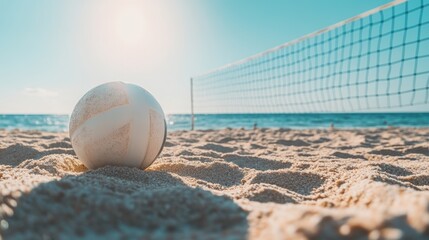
[{"x1": 1, "y1": 111, "x2": 428, "y2": 116}]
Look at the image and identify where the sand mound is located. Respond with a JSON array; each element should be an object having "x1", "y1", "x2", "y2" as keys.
[
  {"x1": 5, "y1": 167, "x2": 247, "y2": 239},
  {"x1": 1, "y1": 128, "x2": 429, "y2": 239}
]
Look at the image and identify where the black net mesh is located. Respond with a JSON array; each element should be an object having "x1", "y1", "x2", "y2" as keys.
[{"x1": 192, "y1": 0, "x2": 429, "y2": 113}]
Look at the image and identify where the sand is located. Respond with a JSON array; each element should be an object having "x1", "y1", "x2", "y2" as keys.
[{"x1": 0, "y1": 127, "x2": 429, "y2": 239}]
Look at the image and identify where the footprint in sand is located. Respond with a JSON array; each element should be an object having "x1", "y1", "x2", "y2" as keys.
[
  {"x1": 248, "y1": 170, "x2": 325, "y2": 195},
  {"x1": 249, "y1": 143, "x2": 266, "y2": 149},
  {"x1": 152, "y1": 162, "x2": 244, "y2": 187},
  {"x1": 275, "y1": 139, "x2": 310, "y2": 147},
  {"x1": 223, "y1": 154, "x2": 291, "y2": 171},
  {"x1": 196, "y1": 143, "x2": 236, "y2": 153},
  {"x1": 0, "y1": 144, "x2": 40, "y2": 166},
  {"x1": 404, "y1": 146, "x2": 429, "y2": 156},
  {"x1": 46, "y1": 141, "x2": 73, "y2": 149},
  {"x1": 400, "y1": 174, "x2": 429, "y2": 186},
  {"x1": 369, "y1": 149, "x2": 403, "y2": 156},
  {"x1": 247, "y1": 187, "x2": 297, "y2": 204},
  {"x1": 164, "y1": 141, "x2": 176, "y2": 147},
  {"x1": 41, "y1": 148, "x2": 76, "y2": 157},
  {"x1": 213, "y1": 137, "x2": 235, "y2": 144},
  {"x1": 374, "y1": 163, "x2": 413, "y2": 176},
  {"x1": 331, "y1": 151, "x2": 366, "y2": 160}
]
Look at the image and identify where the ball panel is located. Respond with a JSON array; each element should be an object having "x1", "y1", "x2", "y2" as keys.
[
  {"x1": 70, "y1": 125, "x2": 91, "y2": 168},
  {"x1": 124, "y1": 83, "x2": 152, "y2": 168},
  {"x1": 84, "y1": 123, "x2": 131, "y2": 169},
  {"x1": 140, "y1": 109, "x2": 167, "y2": 169},
  {"x1": 70, "y1": 104, "x2": 132, "y2": 142},
  {"x1": 69, "y1": 82, "x2": 129, "y2": 136},
  {"x1": 127, "y1": 83, "x2": 164, "y2": 116},
  {"x1": 70, "y1": 104, "x2": 133, "y2": 169}
]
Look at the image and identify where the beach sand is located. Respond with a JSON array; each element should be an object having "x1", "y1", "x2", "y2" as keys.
[{"x1": 0, "y1": 127, "x2": 428, "y2": 239}]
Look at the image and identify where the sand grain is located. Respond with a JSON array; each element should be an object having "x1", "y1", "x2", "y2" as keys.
[{"x1": 0, "y1": 127, "x2": 429, "y2": 239}]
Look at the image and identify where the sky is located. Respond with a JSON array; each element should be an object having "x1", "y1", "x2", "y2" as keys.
[{"x1": 0, "y1": 0, "x2": 410, "y2": 114}]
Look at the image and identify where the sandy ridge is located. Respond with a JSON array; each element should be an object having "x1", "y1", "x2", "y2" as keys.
[{"x1": 0, "y1": 127, "x2": 428, "y2": 239}]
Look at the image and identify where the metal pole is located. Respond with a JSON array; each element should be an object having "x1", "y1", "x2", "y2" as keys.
[{"x1": 190, "y1": 78, "x2": 195, "y2": 130}]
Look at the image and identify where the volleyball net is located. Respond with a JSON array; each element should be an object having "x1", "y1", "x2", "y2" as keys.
[{"x1": 191, "y1": 0, "x2": 429, "y2": 116}]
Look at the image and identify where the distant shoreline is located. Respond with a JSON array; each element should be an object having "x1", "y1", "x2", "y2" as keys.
[{"x1": 1, "y1": 113, "x2": 429, "y2": 132}]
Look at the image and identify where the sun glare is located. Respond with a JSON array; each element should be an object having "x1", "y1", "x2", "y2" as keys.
[
  {"x1": 115, "y1": 6, "x2": 147, "y2": 45},
  {"x1": 84, "y1": 1, "x2": 181, "y2": 71}
]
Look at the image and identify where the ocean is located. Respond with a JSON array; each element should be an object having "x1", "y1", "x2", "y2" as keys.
[{"x1": 0, "y1": 113, "x2": 428, "y2": 132}]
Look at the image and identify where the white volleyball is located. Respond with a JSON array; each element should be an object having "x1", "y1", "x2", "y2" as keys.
[{"x1": 69, "y1": 81, "x2": 166, "y2": 170}]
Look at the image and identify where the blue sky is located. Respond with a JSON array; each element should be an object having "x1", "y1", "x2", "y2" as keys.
[{"x1": 0, "y1": 0, "x2": 407, "y2": 114}]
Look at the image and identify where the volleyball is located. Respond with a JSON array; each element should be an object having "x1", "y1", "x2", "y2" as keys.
[{"x1": 69, "y1": 81, "x2": 166, "y2": 170}]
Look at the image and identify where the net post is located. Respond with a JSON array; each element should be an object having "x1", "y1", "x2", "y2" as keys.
[{"x1": 190, "y1": 78, "x2": 195, "y2": 130}]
